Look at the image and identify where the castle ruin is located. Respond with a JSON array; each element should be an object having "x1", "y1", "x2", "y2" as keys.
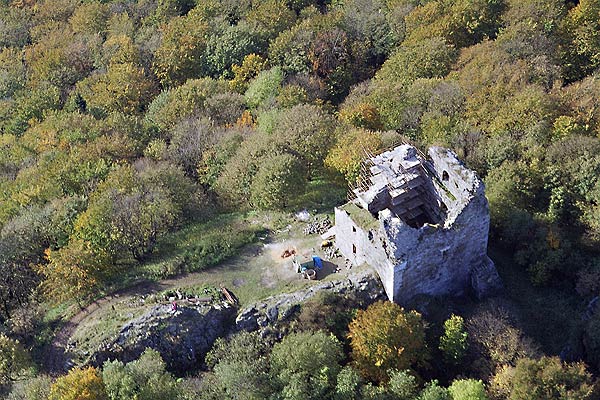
[{"x1": 334, "y1": 144, "x2": 502, "y2": 304}]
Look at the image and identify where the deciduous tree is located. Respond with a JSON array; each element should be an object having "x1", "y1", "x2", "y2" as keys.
[
  {"x1": 348, "y1": 301, "x2": 428, "y2": 382},
  {"x1": 49, "y1": 367, "x2": 108, "y2": 400}
]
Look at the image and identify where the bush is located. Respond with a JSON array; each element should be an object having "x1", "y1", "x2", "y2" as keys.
[
  {"x1": 491, "y1": 357, "x2": 596, "y2": 400},
  {"x1": 0, "y1": 334, "x2": 31, "y2": 385},
  {"x1": 7, "y1": 375, "x2": 52, "y2": 400},
  {"x1": 466, "y1": 307, "x2": 538, "y2": 375},
  {"x1": 206, "y1": 331, "x2": 273, "y2": 400},
  {"x1": 102, "y1": 348, "x2": 179, "y2": 400}
]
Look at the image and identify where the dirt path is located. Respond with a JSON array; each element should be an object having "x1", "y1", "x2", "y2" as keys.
[
  {"x1": 43, "y1": 280, "x2": 165, "y2": 374},
  {"x1": 43, "y1": 238, "x2": 334, "y2": 374}
]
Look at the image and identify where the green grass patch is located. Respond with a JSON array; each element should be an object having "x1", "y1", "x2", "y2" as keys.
[
  {"x1": 142, "y1": 213, "x2": 266, "y2": 279},
  {"x1": 340, "y1": 202, "x2": 379, "y2": 230},
  {"x1": 290, "y1": 176, "x2": 346, "y2": 213}
]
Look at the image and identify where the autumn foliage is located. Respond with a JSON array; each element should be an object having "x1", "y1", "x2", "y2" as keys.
[{"x1": 348, "y1": 301, "x2": 427, "y2": 382}]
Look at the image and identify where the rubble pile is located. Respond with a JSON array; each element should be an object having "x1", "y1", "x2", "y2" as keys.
[{"x1": 303, "y1": 216, "x2": 332, "y2": 235}]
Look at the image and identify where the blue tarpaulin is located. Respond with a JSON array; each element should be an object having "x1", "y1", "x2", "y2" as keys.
[{"x1": 313, "y1": 256, "x2": 323, "y2": 270}]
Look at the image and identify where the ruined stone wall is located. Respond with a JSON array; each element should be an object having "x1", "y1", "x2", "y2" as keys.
[
  {"x1": 334, "y1": 207, "x2": 397, "y2": 299},
  {"x1": 381, "y1": 192, "x2": 492, "y2": 303},
  {"x1": 335, "y1": 145, "x2": 499, "y2": 304}
]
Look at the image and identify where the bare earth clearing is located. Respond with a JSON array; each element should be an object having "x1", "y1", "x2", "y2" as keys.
[{"x1": 44, "y1": 230, "x2": 346, "y2": 373}]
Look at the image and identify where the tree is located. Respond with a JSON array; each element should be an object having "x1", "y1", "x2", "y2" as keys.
[
  {"x1": 0, "y1": 6, "x2": 30, "y2": 49},
  {"x1": 388, "y1": 369, "x2": 419, "y2": 400},
  {"x1": 340, "y1": 0, "x2": 398, "y2": 64},
  {"x1": 466, "y1": 307, "x2": 539, "y2": 376},
  {"x1": 205, "y1": 331, "x2": 273, "y2": 400},
  {"x1": 76, "y1": 62, "x2": 158, "y2": 116},
  {"x1": 334, "y1": 366, "x2": 363, "y2": 400},
  {"x1": 348, "y1": 301, "x2": 428, "y2": 382},
  {"x1": 69, "y1": 1, "x2": 109, "y2": 36},
  {"x1": 72, "y1": 165, "x2": 181, "y2": 263},
  {"x1": 24, "y1": 26, "x2": 97, "y2": 91},
  {"x1": 376, "y1": 37, "x2": 457, "y2": 87},
  {"x1": 244, "y1": 67, "x2": 284, "y2": 110},
  {"x1": 37, "y1": 238, "x2": 109, "y2": 304},
  {"x1": 439, "y1": 314, "x2": 468, "y2": 366},
  {"x1": 166, "y1": 117, "x2": 215, "y2": 177},
  {"x1": 230, "y1": 53, "x2": 267, "y2": 93},
  {"x1": 271, "y1": 331, "x2": 344, "y2": 400},
  {"x1": 49, "y1": 367, "x2": 108, "y2": 400},
  {"x1": 404, "y1": 0, "x2": 504, "y2": 48},
  {"x1": 6, "y1": 374, "x2": 52, "y2": 400},
  {"x1": 419, "y1": 380, "x2": 450, "y2": 400},
  {"x1": 448, "y1": 379, "x2": 488, "y2": 400},
  {"x1": 561, "y1": 0, "x2": 600, "y2": 81},
  {"x1": 250, "y1": 153, "x2": 306, "y2": 209},
  {"x1": 491, "y1": 357, "x2": 596, "y2": 400},
  {"x1": 0, "y1": 334, "x2": 31, "y2": 385},
  {"x1": 271, "y1": 103, "x2": 336, "y2": 170},
  {"x1": 325, "y1": 128, "x2": 383, "y2": 184},
  {"x1": 204, "y1": 22, "x2": 262, "y2": 79},
  {"x1": 152, "y1": 10, "x2": 210, "y2": 86},
  {"x1": 145, "y1": 78, "x2": 228, "y2": 132},
  {"x1": 246, "y1": 0, "x2": 296, "y2": 43},
  {"x1": 0, "y1": 47, "x2": 26, "y2": 99},
  {"x1": 102, "y1": 349, "x2": 179, "y2": 400},
  {"x1": 3, "y1": 86, "x2": 61, "y2": 136}
]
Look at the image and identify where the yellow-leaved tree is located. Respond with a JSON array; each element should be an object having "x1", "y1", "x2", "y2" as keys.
[
  {"x1": 49, "y1": 366, "x2": 108, "y2": 400},
  {"x1": 348, "y1": 301, "x2": 428, "y2": 382}
]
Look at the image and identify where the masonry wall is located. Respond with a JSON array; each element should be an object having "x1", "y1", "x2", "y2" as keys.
[
  {"x1": 335, "y1": 146, "x2": 496, "y2": 304},
  {"x1": 334, "y1": 207, "x2": 397, "y2": 299},
  {"x1": 380, "y1": 193, "x2": 491, "y2": 303}
]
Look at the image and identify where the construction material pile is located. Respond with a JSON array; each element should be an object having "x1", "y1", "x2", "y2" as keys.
[{"x1": 303, "y1": 216, "x2": 332, "y2": 235}]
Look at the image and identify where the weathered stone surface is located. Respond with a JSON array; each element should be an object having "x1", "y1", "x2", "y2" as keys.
[
  {"x1": 335, "y1": 144, "x2": 502, "y2": 304},
  {"x1": 235, "y1": 268, "x2": 385, "y2": 334},
  {"x1": 89, "y1": 303, "x2": 235, "y2": 372},
  {"x1": 471, "y1": 256, "x2": 503, "y2": 299}
]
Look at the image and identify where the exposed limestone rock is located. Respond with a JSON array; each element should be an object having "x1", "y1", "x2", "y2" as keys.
[
  {"x1": 335, "y1": 144, "x2": 502, "y2": 304},
  {"x1": 235, "y1": 268, "x2": 385, "y2": 335},
  {"x1": 89, "y1": 303, "x2": 235, "y2": 373}
]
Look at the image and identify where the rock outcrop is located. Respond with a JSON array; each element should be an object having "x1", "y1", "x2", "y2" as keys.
[
  {"x1": 89, "y1": 303, "x2": 235, "y2": 372},
  {"x1": 235, "y1": 268, "x2": 385, "y2": 336}
]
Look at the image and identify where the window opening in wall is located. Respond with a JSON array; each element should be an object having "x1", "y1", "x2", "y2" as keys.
[
  {"x1": 352, "y1": 226, "x2": 356, "y2": 232},
  {"x1": 442, "y1": 170, "x2": 449, "y2": 181},
  {"x1": 352, "y1": 244, "x2": 356, "y2": 254}
]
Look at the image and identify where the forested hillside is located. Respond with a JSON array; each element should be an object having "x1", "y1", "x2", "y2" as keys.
[{"x1": 2, "y1": 0, "x2": 600, "y2": 398}]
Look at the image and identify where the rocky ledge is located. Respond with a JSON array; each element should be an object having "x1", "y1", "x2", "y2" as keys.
[
  {"x1": 89, "y1": 302, "x2": 236, "y2": 373},
  {"x1": 235, "y1": 268, "x2": 386, "y2": 335},
  {"x1": 83, "y1": 268, "x2": 384, "y2": 372}
]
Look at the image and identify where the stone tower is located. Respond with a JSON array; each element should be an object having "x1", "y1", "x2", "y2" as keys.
[{"x1": 334, "y1": 144, "x2": 501, "y2": 304}]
